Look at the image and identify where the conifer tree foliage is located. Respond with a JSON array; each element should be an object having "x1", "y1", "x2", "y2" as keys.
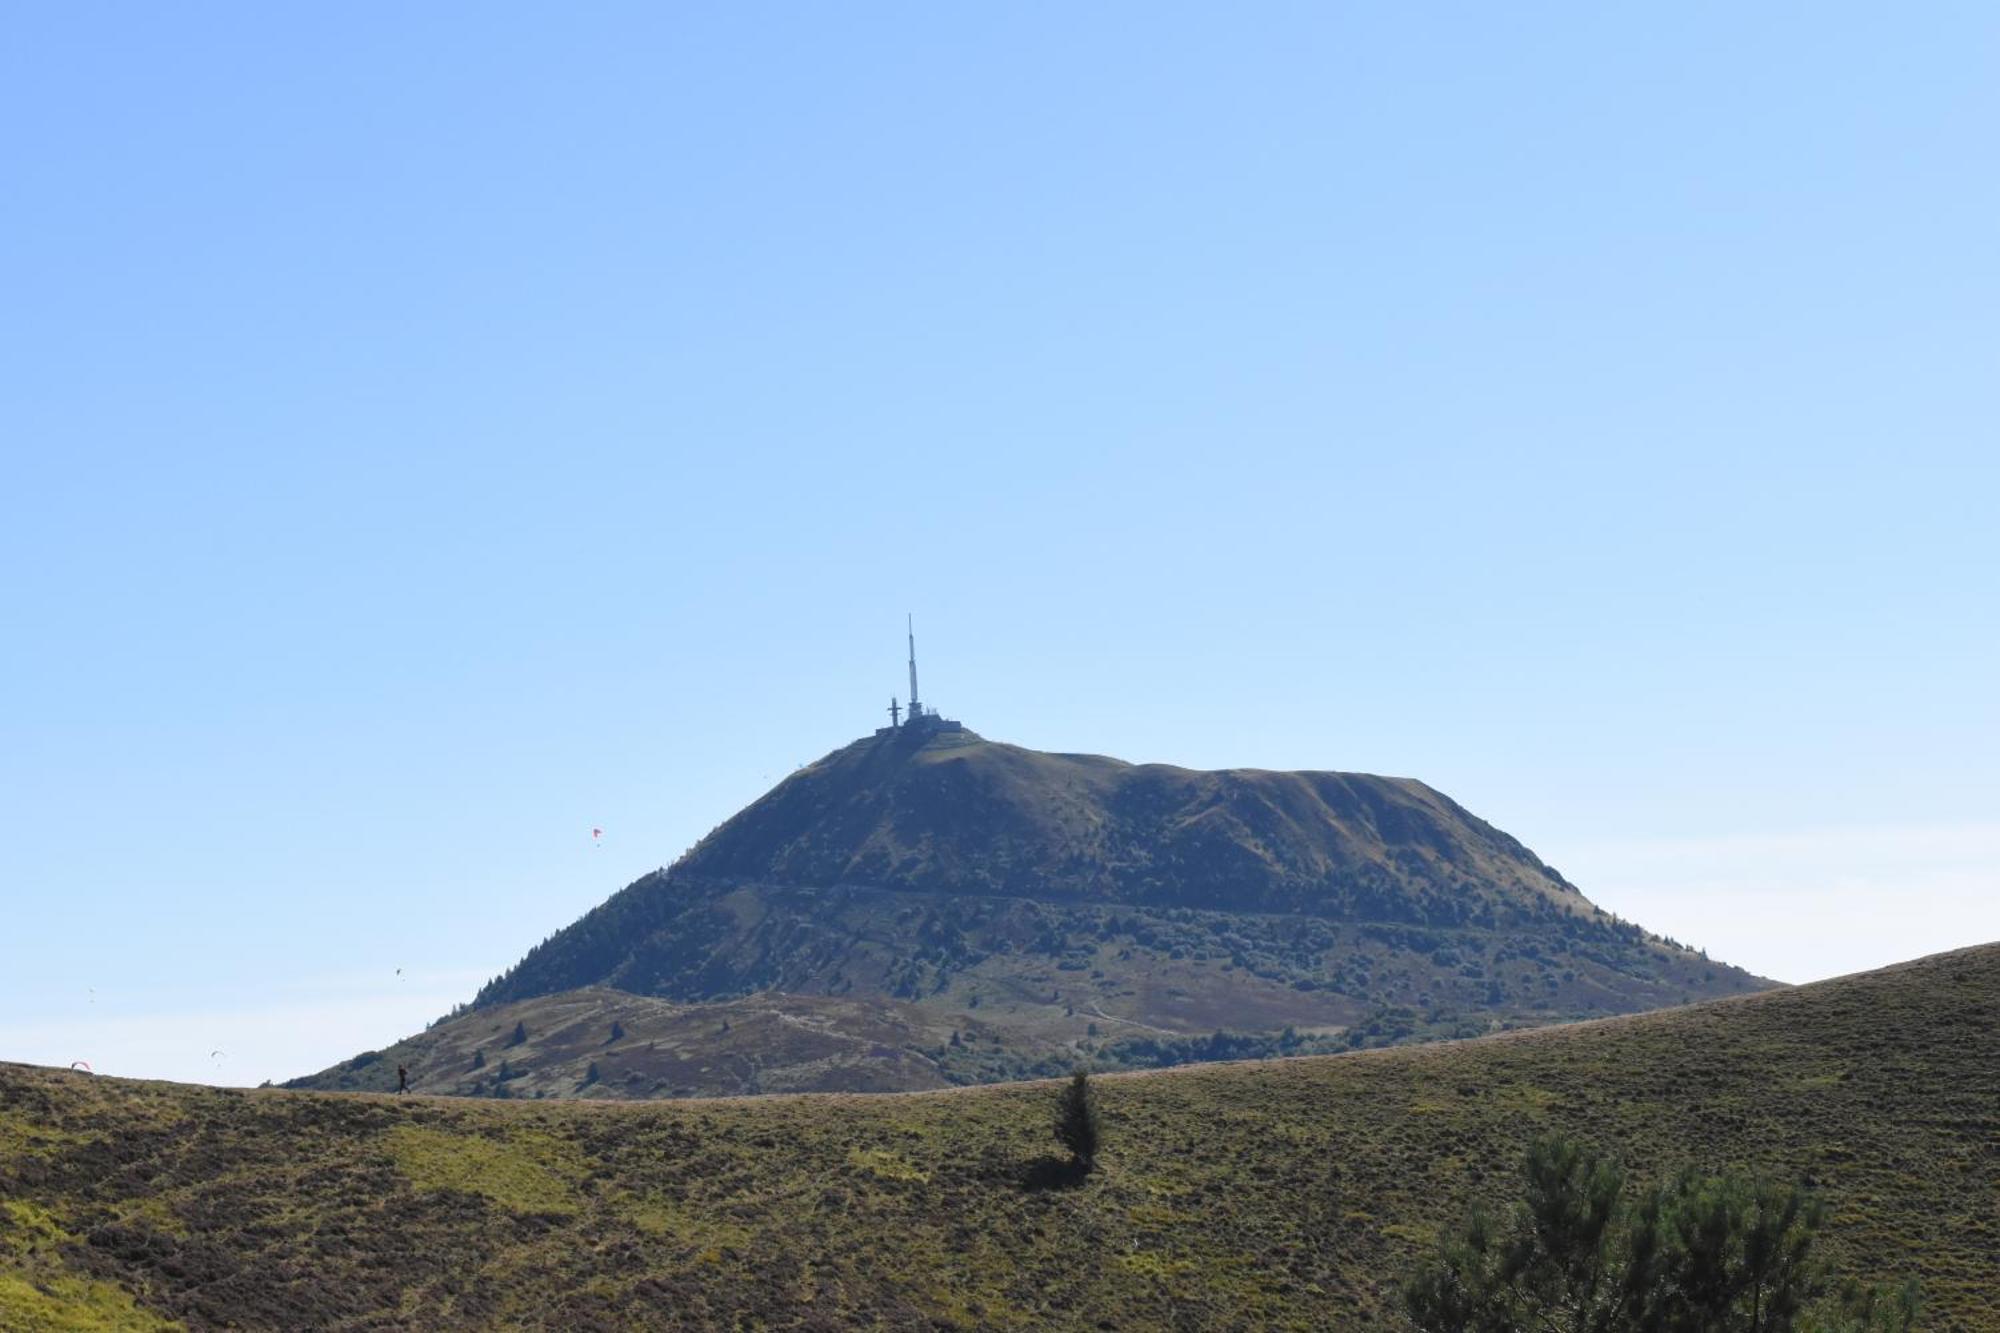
[
  {"x1": 1403, "y1": 1136, "x2": 1921, "y2": 1333},
  {"x1": 1053, "y1": 1069, "x2": 1102, "y2": 1173}
]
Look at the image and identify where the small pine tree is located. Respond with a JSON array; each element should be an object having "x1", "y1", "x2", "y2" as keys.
[
  {"x1": 1053, "y1": 1069, "x2": 1102, "y2": 1173},
  {"x1": 507, "y1": 1021, "x2": 527, "y2": 1047},
  {"x1": 608, "y1": 1020, "x2": 625, "y2": 1044},
  {"x1": 470, "y1": 1048, "x2": 485, "y2": 1070},
  {"x1": 582, "y1": 1061, "x2": 600, "y2": 1088},
  {"x1": 1403, "y1": 1135, "x2": 1922, "y2": 1333}
]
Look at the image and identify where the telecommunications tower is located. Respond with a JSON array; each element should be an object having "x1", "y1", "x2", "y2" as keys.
[{"x1": 879, "y1": 617, "x2": 962, "y2": 735}]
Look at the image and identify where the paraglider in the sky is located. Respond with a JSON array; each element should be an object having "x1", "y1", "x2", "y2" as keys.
[
  {"x1": 592, "y1": 827, "x2": 603, "y2": 848},
  {"x1": 210, "y1": 1050, "x2": 226, "y2": 1061},
  {"x1": 69, "y1": 1061, "x2": 92, "y2": 1073}
]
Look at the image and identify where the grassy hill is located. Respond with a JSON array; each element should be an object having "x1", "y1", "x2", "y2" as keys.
[
  {"x1": 294, "y1": 727, "x2": 1766, "y2": 1098},
  {"x1": 5, "y1": 943, "x2": 1994, "y2": 1331}
]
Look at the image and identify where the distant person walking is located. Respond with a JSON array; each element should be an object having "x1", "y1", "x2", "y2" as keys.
[{"x1": 397, "y1": 1065, "x2": 408, "y2": 1094}]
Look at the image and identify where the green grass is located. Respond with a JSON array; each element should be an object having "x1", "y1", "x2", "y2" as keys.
[
  {"x1": 384, "y1": 1124, "x2": 586, "y2": 1214},
  {"x1": 2, "y1": 1199, "x2": 179, "y2": 1331},
  {"x1": 1, "y1": 943, "x2": 1994, "y2": 1330},
  {"x1": 0, "y1": 1272, "x2": 180, "y2": 1332}
]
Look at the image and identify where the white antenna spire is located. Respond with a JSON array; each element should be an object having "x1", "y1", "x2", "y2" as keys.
[{"x1": 906, "y1": 614, "x2": 921, "y2": 717}]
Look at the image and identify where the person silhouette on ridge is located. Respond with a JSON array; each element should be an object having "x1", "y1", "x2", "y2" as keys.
[{"x1": 397, "y1": 1065, "x2": 408, "y2": 1094}]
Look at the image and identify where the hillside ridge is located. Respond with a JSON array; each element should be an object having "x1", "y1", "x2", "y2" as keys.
[{"x1": 5, "y1": 943, "x2": 1993, "y2": 1330}]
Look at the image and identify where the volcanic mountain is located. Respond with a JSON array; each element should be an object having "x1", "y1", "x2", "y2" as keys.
[{"x1": 294, "y1": 723, "x2": 1767, "y2": 1097}]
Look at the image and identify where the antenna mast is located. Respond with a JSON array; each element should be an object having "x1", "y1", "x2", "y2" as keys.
[{"x1": 907, "y1": 614, "x2": 921, "y2": 718}]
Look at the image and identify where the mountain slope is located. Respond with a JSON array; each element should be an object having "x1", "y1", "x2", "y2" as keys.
[
  {"x1": 5, "y1": 944, "x2": 1995, "y2": 1330},
  {"x1": 671, "y1": 725, "x2": 1589, "y2": 918},
  {"x1": 296, "y1": 726, "x2": 1767, "y2": 1097}
]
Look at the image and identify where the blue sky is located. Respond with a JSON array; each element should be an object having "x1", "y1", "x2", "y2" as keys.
[{"x1": 3, "y1": 5, "x2": 1995, "y2": 1086}]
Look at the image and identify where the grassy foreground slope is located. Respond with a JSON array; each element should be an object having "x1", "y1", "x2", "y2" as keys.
[{"x1": 3, "y1": 945, "x2": 1995, "y2": 1331}]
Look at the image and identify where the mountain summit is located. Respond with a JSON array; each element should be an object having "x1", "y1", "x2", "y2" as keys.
[
  {"x1": 297, "y1": 727, "x2": 1767, "y2": 1098},
  {"x1": 676, "y1": 724, "x2": 1589, "y2": 916}
]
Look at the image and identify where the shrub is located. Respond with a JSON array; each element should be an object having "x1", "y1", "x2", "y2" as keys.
[
  {"x1": 1403, "y1": 1135, "x2": 1921, "y2": 1332},
  {"x1": 1053, "y1": 1069, "x2": 1101, "y2": 1173}
]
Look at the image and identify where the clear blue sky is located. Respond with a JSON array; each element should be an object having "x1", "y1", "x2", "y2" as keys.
[{"x1": 4, "y1": 5, "x2": 1995, "y2": 1086}]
